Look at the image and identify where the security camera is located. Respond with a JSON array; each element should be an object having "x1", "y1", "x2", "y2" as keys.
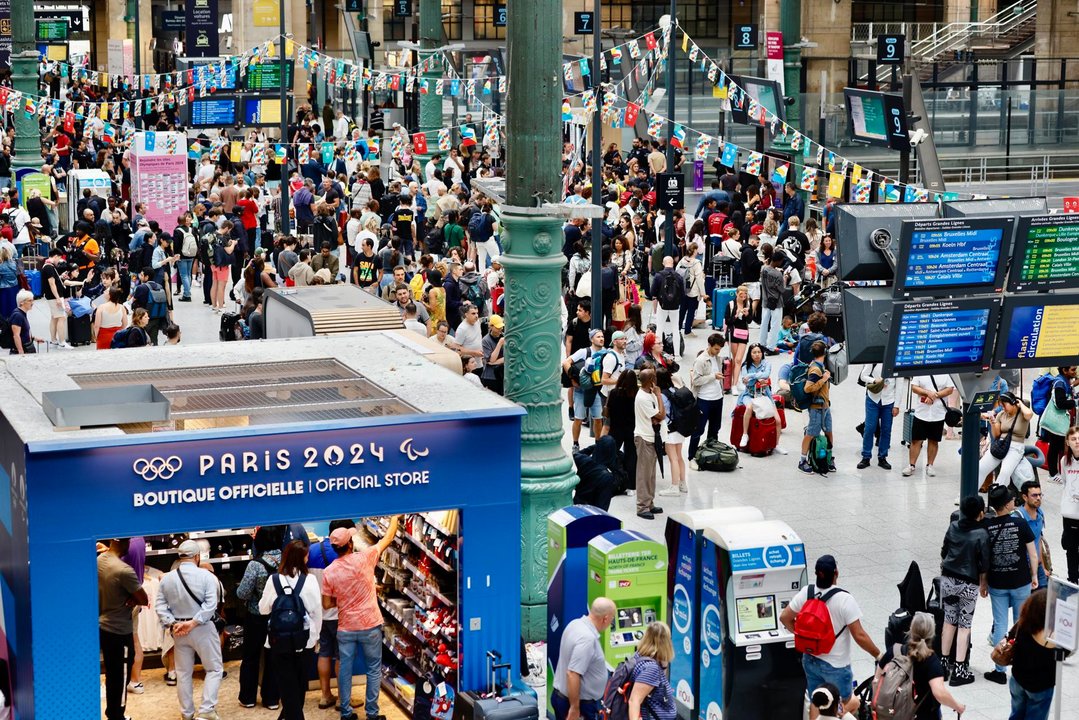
[{"x1": 908, "y1": 128, "x2": 929, "y2": 147}]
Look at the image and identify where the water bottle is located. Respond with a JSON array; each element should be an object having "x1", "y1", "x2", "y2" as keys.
[{"x1": 712, "y1": 486, "x2": 720, "y2": 508}]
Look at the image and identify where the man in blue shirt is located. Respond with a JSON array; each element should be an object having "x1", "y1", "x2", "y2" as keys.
[
  {"x1": 781, "y1": 182, "x2": 805, "y2": 227},
  {"x1": 293, "y1": 180, "x2": 316, "y2": 235},
  {"x1": 1014, "y1": 481, "x2": 1047, "y2": 588}
]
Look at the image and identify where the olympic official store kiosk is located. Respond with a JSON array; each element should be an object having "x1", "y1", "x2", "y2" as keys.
[
  {"x1": 0, "y1": 333, "x2": 525, "y2": 720},
  {"x1": 699, "y1": 521, "x2": 807, "y2": 720}
]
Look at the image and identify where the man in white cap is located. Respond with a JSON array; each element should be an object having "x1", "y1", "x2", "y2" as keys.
[{"x1": 155, "y1": 540, "x2": 224, "y2": 720}]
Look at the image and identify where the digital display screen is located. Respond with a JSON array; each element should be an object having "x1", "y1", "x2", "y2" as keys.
[
  {"x1": 1008, "y1": 214, "x2": 1079, "y2": 292},
  {"x1": 735, "y1": 595, "x2": 776, "y2": 634},
  {"x1": 730, "y1": 75, "x2": 785, "y2": 125},
  {"x1": 894, "y1": 218, "x2": 1012, "y2": 298},
  {"x1": 189, "y1": 98, "x2": 237, "y2": 127},
  {"x1": 242, "y1": 98, "x2": 284, "y2": 126},
  {"x1": 617, "y1": 607, "x2": 644, "y2": 629},
  {"x1": 844, "y1": 88, "x2": 909, "y2": 150},
  {"x1": 848, "y1": 92, "x2": 887, "y2": 142},
  {"x1": 189, "y1": 62, "x2": 238, "y2": 91},
  {"x1": 994, "y1": 296, "x2": 1079, "y2": 369},
  {"x1": 884, "y1": 297, "x2": 1001, "y2": 377},
  {"x1": 36, "y1": 20, "x2": 68, "y2": 41},
  {"x1": 245, "y1": 61, "x2": 294, "y2": 91}
]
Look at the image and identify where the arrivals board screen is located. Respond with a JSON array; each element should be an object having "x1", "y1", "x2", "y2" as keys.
[
  {"x1": 245, "y1": 61, "x2": 294, "y2": 91},
  {"x1": 994, "y1": 296, "x2": 1079, "y2": 369},
  {"x1": 188, "y1": 98, "x2": 237, "y2": 127},
  {"x1": 1007, "y1": 214, "x2": 1079, "y2": 292},
  {"x1": 894, "y1": 217, "x2": 1012, "y2": 298},
  {"x1": 883, "y1": 297, "x2": 1001, "y2": 377}
]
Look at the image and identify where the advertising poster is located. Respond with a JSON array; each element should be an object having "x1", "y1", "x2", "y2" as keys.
[
  {"x1": 669, "y1": 524, "x2": 698, "y2": 718},
  {"x1": 697, "y1": 541, "x2": 724, "y2": 720},
  {"x1": 17, "y1": 172, "x2": 51, "y2": 208},
  {"x1": 0, "y1": 413, "x2": 28, "y2": 718},
  {"x1": 0, "y1": 0, "x2": 10, "y2": 69},
  {"x1": 765, "y1": 31, "x2": 784, "y2": 94},
  {"x1": 185, "y1": 0, "x2": 219, "y2": 57},
  {"x1": 131, "y1": 132, "x2": 188, "y2": 235}
]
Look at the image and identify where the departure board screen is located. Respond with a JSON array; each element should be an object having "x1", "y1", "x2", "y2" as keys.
[
  {"x1": 894, "y1": 217, "x2": 1012, "y2": 298},
  {"x1": 995, "y1": 296, "x2": 1079, "y2": 369},
  {"x1": 883, "y1": 297, "x2": 1001, "y2": 377},
  {"x1": 188, "y1": 98, "x2": 237, "y2": 127},
  {"x1": 1008, "y1": 214, "x2": 1079, "y2": 292}
]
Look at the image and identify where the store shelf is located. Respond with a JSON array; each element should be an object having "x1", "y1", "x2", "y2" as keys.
[
  {"x1": 208, "y1": 554, "x2": 252, "y2": 565},
  {"x1": 381, "y1": 597, "x2": 453, "y2": 642},
  {"x1": 381, "y1": 676, "x2": 415, "y2": 713},
  {"x1": 383, "y1": 637, "x2": 425, "y2": 678},
  {"x1": 189, "y1": 529, "x2": 254, "y2": 540},
  {"x1": 400, "y1": 532, "x2": 455, "y2": 573}
]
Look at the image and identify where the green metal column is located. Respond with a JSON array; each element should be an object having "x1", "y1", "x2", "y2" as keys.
[
  {"x1": 417, "y1": 0, "x2": 444, "y2": 165},
  {"x1": 10, "y1": 0, "x2": 41, "y2": 174},
  {"x1": 780, "y1": 0, "x2": 803, "y2": 136},
  {"x1": 502, "y1": 0, "x2": 575, "y2": 640}
]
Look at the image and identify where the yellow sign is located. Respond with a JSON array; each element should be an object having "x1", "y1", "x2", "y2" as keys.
[
  {"x1": 253, "y1": 0, "x2": 280, "y2": 27},
  {"x1": 257, "y1": 101, "x2": 282, "y2": 125},
  {"x1": 827, "y1": 172, "x2": 845, "y2": 199},
  {"x1": 230, "y1": 142, "x2": 242, "y2": 163}
]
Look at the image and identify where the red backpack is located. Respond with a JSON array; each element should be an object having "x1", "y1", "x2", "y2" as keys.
[{"x1": 793, "y1": 585, "x2": 847, "y2": 655}]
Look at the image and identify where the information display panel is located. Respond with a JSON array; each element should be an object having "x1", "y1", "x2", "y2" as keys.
[
  {"x1": 994, "y1": 295, "x2": 1079, "y2": 369},
  {"x1": 894, "y1": 217, "x2": 1012, "y2": 298},
  {"x1": 844, "y1": 88, "x2": 909, "y2": 150},
  {"x1": 244, "y1": 61, "x2": 294, "y2": 91},
  {"x1": 242, "y1": 97, "x2": 287, "y2": 126},
  {"x1": 730, "y1": 75, "x2": 784, "y2": 125},
  {"x1": 188, "y1": 97, "x2": 237, "y2": 127},
  {"x1": 735, "y1": 595, "x2": 777, "y2": 634},
  {"x1": 1008, "y1": 214, "x2": 1079, "y2": 292},
  {"x1": 884, "y1": 297, "x2": 1001, "y2": 377}
]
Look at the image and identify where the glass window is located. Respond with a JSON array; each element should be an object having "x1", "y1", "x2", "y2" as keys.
[
  {"x1": 852, "y1": 0, "x2": 943, "y2": 23},
  {"x1": 383, "y1": 0, "x2": 407, "y2": 41},
  {"x1": 443, "y1": 0, "x2": 462, "y2": 40},
  {"x1": 474, "y1": 0, "x2": 506, "y2": 41},
  {"x1": 600, "y1": 1, "x2": 717, "y2": 38}
]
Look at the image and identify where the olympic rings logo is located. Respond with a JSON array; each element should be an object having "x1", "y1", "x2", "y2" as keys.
[{"x1": 132, "y1": 456, "x2": 183, "y2": 481}]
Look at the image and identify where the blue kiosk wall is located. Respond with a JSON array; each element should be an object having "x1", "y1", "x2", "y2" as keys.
[{"x1": 0, "y1": 409, "x2": 524, "y2": 720}]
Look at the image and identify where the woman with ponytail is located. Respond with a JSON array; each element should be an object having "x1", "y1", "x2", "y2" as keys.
[
  {"x1": 874, "y1": 612, "x2": 967, "y2": 719},
  {"x1": 808, "y1": 683, "x2": 857, "y2": 719}
]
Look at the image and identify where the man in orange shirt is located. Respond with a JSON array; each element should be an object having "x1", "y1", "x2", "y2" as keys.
[
  {"x1": 322, "y1": 516, "x2": 400, "y2": 720},
  {"x1": 71, "y1": 221, "x2": 100, "y2": 283}
]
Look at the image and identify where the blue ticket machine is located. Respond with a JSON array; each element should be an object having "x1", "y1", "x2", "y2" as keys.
[
  {"x1": 698, "y1": 521, "x2": 807, "y2": 720},
  {"x1": 546, "y1": 505, "x2": 622, "y2": 719},
  {"x1": 664, "y1": 508, "x2": 764, "y2": 720}
]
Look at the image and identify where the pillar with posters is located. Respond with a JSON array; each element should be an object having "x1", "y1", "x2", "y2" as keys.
[{"x1": 130, "y1": 131, "x2": 188, "y2": 235}]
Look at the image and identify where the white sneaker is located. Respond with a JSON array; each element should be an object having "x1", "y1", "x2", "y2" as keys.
[
  {"x1": 902, "y1": 465, "x2": 915, "y2": 477},
  {"x1": 625, "y1": 489, "x2": 636, "y2": 497},
  {"x1": 688, "y1": 460, "x2": 699, "y2": 471},
  {"x1": 773, "y1": 446, "x2": 789, "y2": 456},
  {"x1": 659, "y1": 486, "x2": 682, "y2": 497},
  {"x1": 679, "y1": 482, "x2": 689, "y2": 494},
  {"x1": 1048, "y1": 474, "x2": 1064, "y2": 485},
  {"x1": 126, "y1": 681, "x2": 145, "y2": 694},
  {"x1": 739, "y1": 433, "x2": 749, "y2": 447},
  {"x1": 953, "y1": 495, "x2": 960, "y2": 506},
  {"x1": 926, "y1": 465, "x2": 937, "y2": 477}
]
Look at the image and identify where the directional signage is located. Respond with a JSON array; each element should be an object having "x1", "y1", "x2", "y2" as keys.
[
  {"x1": 658, "y1": 172, "x2": 684, "y2": 210},
  {"x1": 494, "y1": 4, "x2": 507, "y2": 27},
  {"x1": 394, "y1": 0, "x2": 412, "y2": 18},
  {"x1": 160, "y1": 11, "x2": 186, "y2": 31},
  {"x1": 877, "y1": 34, "x2": 905, "y2": 65},
  {"x1": 345, "y1": 0, "x2": 363, "y2": 11},
  {"x1": 35, "y1": 20, "x2": 68, "y2": 42},
  {"x1": 734, "y1": 24, "x2": 758, "y2": 50},
  {"x1": 574, "y1": 12, "x2": 594, "y2": 35},
  {"x1": 35, "y1": 10, "x2": 85, "y2": 33}
]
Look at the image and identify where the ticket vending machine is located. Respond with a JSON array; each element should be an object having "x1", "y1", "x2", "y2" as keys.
[
  {"x1": 664, "y1": 508, "x2": 765, "y2": 720},
  {"x1": 546, "y1": 506, "x2": 623, "y2": 718},
  {"x1": 698, "y1": 521, "x2": 807, "y2": 720},
  {"x1": 587, "y1": 530, "x2": 669, "y2": 669}
]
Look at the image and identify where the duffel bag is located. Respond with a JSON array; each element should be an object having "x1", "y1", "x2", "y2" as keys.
[{"x1": 695, "y1": 439, "x2": 739, "y2": 472}]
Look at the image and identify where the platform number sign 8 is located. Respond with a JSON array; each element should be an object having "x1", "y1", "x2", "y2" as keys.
[
  {"x1": 876, "y1": 34, "x2": 905, "y2": 65},
  {"x1": 574, "y1": 12, "x2": 594, "y2": 35},
  {"x1": 734, "y1": 24, "x2": 758, "y2": 50},
  {"x1": 494, "y1": 4, "x2": 507, "y2": 27}
]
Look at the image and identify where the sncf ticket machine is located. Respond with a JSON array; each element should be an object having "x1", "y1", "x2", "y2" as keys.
[
  {"x1": 699, "y1": 521, "x2": 807, "y2": 720},
  {"x1": 587, "y1": 530, "x2": 668, "y2": 669},
  {"x1": 546, "y1": 506, "x2": 622, "y2": 719},
  {"x1": 664, "y1": 508, "x2": 765, "y2": 720}
]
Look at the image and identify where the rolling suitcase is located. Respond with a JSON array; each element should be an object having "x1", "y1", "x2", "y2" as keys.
[
  {"x1": 730, "y1": 404, "x2": 778, "y2": 456},
  {"x1": 711, "y1": 287, "x2": 737, "y2": 330},
  {"x1": 455, "y1": 650, "x2": 538, "y2": 720},
  {"x1": 219, "y1": 312, "x2": 244, "y2": 341},
  {"x1": 772, "y1": 394, "x2": 787, "y2": 429},
  {"x1": 721, "y1": 357, "x2": 733, "y2": 393},
  {"x1": 24, "y1": 269, "x2": 42, "y2": 298},
  {"x1": 67, "y1": 314, "x2": 92, "y2": 346}
]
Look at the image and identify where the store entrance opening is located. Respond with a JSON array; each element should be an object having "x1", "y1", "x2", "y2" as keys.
[{"x1": 97, "y1": 510, "x2": 461, "y2": 720}]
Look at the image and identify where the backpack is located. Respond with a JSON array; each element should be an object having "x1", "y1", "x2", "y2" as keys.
[
  {"x1": 267, "y1": 574, "x2": 308, "y2": 654},
  {"x1": 788, "y1": 361, "x2": 812, "y2": 410},
  {"x1": 872, "y1": 648, "x2": 922, "y2": 720},
  {"x1": 110, "y1": 327, "x2": 134, "y2": 349},
  {"x1": 1031, "y1": 372, "x2": 1063, "y2": 415},
  {"x1": 793, "y1": 584, "x2": 848, "y2": 655},
  {"x1": 180, "y1": 229, "x2": 198, "y2": 257},
  {"x1": 0, "y1": 315, "x2": 13, "y2": 350},
  {"x1": 468, "y1": 211, "x2": 491, "y2": 241},
  {"x1": 460, "y1": 275, "x2": 486, "y2": 309},
  {"x1": 666, "y1": 387, "x2": 700, "y2": 436},
  {"x1": 658, "y1": 270, "x2": 682, "y2": 309},
  {"x1": 694, "y1": 439, "x2": 739, "y2": 472},
  {"x1": 796, "y1": 332, "x2": 825, "y2": 364},
  {"x1": 143, "y1": 282, "x2": 168, "y2": 319},
  {"x1": 598, "y1": 656, "x2": 640, "y2": 720},
  {"x1": 808, "y1": 433, "x2": 831, "y2": 474},
  {"x1": 580, "y1": 349, "x2": 617, "y2": 391}
]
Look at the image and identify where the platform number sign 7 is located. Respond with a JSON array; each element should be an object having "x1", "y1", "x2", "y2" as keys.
[
  {"x1": 494, "y1": 4, "x2": 507, "y2": 27},
  {"x1": 734, "y1": 24, "x2": 758, "y2": 50},
  {"x1": 876, "y1": 34, "x2": 905, "y2": 65},
  {"x1": 574, "y1": 12, "x2": 594, "y2": 35}
]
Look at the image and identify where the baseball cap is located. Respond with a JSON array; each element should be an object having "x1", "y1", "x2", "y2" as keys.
[
  {"x1": 329, "y1": 527, "x2": 353, "y2": 547},
  {"x1": 177, "y1": 540, "x2": 201, "y2": 558},
  {"x1": 611, "y1": 331, "x2": 626, "y2": 341},
  {"x1": 489, "y1": 315, "x2": 504, "y2": 330},
  {"x1": 814, "y1": 554, "x2": 838, "y2": 577}
]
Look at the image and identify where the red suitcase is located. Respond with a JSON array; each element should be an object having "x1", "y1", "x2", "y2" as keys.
[
  {"x1": 773, "y1": 394, "x2": 787, "y2": 429},
  {"x1": 730, "y1": 404, "x2": 779, "y2": 456}
]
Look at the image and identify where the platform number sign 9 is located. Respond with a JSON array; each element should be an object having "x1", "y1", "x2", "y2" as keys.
[
  {"x1": 876, "y1": 34, "x2": 905, "y2": 65},
  {"x1": 494, "y1": 4, "x2": 507, "y2": 27},
  {"x1": 734, "y1": 24, "x2": 758, "y2": 50},
  {"x1": 574, "y1": 11, "x2": 594, "y2": 35}
]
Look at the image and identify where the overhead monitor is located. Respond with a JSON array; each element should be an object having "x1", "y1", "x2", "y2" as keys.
[
  {"x1": 735, "y1": 595, "x2": 777, "y2": 634},
  {"x1": 884, "y1": 297, "x2": 1001, "y2": 377},
  {"x1": 893, "y1": 217, "x2": 1012, "y2": 298},
  {"x1": 843, "y1": 88, "x2": 909, "y2": 151},
  {"x1": 188, "y1": 97, "x2": 237, "y2": 128},
  {"x1": 834, "y1": 202, "x2": 939, "y2": 282},
  {"x1": 730, "y1": 75, "x2": 784, "y2": 125},
  {"x1": 840, "y1": 286, "x2": 893, "y2": 365},
  {"x1": 943, "y1": 197, "x2": 1047, "y2": 257},
  {"x1": 1007, "y1": 214, "x2": 1079, "y2": 292},
  {"x1": 244, "y1": 61, "x2": 294, "y2": 92},
  {"x1": 242, "y1": 97, "x2": 287, "y2": 126},
  {"x1": 994, "y1": 295, "x2": 1079, "y2": 369}
]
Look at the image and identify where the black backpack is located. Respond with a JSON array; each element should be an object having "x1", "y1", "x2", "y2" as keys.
[
  {"x1": 666, "y1": 387, "x2": 700, "y2": 437},
  {"x1": 0, "y1": 314, "x2": 14, "y2": 350},
  {"x1": 267, "y1": 574, "x2": 308, "y2": 654},
  {"x1": 599, "y1": 656, "x2": 640, "y2": 720},
  {"x1": 658, "y1": 270, "x2": 682, "y2": 309}
]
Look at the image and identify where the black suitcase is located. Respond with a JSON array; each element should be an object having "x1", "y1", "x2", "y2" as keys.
[
  {"x1": 220, "y1": 312, "x2": 244, "y2": 341},
  {"x1": 67, "y1": 314, "x2": 92, "y2": 346}
]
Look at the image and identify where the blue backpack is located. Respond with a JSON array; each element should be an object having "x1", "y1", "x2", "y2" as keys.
[
  {"x1": 143, "y1": 282, "x2": 169, "y2": 319},
  {"x1": 267, "y1": 574, "x2": 308, "y2": 654},
  {"x1": 788, "y1": 361, "x2": 812, "y2": 410},
  {"x1": 1031, "y1": 372, "x2": 1063, "y2": 415}
]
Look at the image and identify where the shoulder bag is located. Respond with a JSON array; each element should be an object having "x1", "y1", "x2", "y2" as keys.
[
  {"x1": 901, "y1": 382, "x2": 915, "y2": 447},
  {"x1": 990, "y1": 413, "x2": 1019, "y2": 460},
  {"x1": 930, "y1": 376, "x2": 963, "y2": 427},
  {"x1": 990, "y1": 624, "x2": 1018, "y2": 667},
  {"x1": 175, "y1": 565, "x2": 227, "y2": 632}
]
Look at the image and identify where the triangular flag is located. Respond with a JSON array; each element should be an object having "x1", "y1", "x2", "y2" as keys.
[{"x1": 799, "y1": 166, "x2": 816, "y2": 191}]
